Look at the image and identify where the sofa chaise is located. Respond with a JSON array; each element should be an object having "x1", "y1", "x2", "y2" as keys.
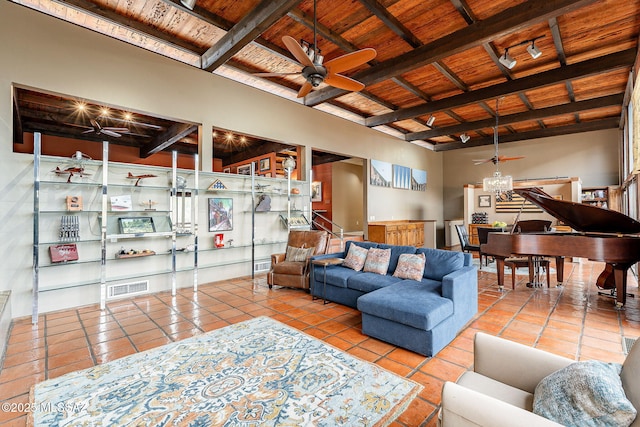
[{"x1": 310, "y1": 241, "x2": 478, "y2": 356}]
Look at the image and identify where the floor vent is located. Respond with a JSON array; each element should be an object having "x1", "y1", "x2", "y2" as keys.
[
  {"x1": 107, "y1": 280, "x2": 149, "y2": 299},
  {"x1": 623, "y1": 337, "x2": 637, "y2": 355},
  {"x1": 254, "y1": 261, "x2": 270, "y2": 273}
]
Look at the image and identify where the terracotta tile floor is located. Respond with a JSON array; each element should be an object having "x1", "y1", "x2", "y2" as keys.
[{"x1": 1, "y1": 259, "x2": 640, "y2": 426}]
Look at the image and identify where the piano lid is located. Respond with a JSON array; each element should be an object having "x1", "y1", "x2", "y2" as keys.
[{"x1": 515, "y1": 187, "x2": 640, "y2": 235}]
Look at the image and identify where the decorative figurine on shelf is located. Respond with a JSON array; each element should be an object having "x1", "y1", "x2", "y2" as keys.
[
  {"x1": 126, "y1": 172, "x2": 157, "y2": 186},
  {"x1": 215, "y1": 233, "x2": 225, "y2": 248},
  {"x1": 53, "y1": 166, "x2": 91, "y2": 183},
  {"x1": 140, "y1": 199, "x2": 157, "y2": 211},
  {"x1": 59, "y1": 215, "x2": 80, "y2": 241},
  {"x1": 66, "y1": 195, "x2": 83, "y2": 211}
]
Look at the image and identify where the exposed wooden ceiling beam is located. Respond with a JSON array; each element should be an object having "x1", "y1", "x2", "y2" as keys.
[
  {"x1": 366, "y1": 48, "x2": 635, "y2": 127},
  {"x1": 201, "y1": 0, "x2": 303, "y2": 71},
  {"x1": 140, "y1": 123, "x2": 198, "y2": 157},
  {"x1": 52, "y1": 0, "x2": 205, "y2": 57},
  {"x1": 406, "y1": 94, "x2": 624, "y2": 140},
  {"x1": 434, "y1": 117, "x2": 620, "y2": 151},
  {"x1": 304, "y1": 0, "x2": 599, "y2": 106}
]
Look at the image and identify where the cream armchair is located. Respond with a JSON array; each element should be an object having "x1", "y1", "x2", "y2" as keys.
[{"x1": 440, "y1": 332, "x2": 640, "y2": 427}]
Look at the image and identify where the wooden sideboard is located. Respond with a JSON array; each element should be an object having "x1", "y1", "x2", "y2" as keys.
[
  {"x1": 468, "y1": 223, "x2": 489, "y2": 246},
  {"x1": 368, "y1": 220, "x2": 435, "y2": 248}
]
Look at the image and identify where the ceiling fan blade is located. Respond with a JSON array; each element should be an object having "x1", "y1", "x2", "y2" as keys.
[
  {"x1": 89, "y1": 118, "x2": 100, "y2": 129},
  {"x1": 101, "y1": 129, "x2": 122, "y2": 138},
  {"x1": 297, "y1": 82, "x2": 313, "y2": 98},
  {"x1": 324, "y1": 48, "x2": 377, "y2": 74},
  {"x1": 324, "y1": 73, "x2": 365, "y2": 92},
  {"x1": 497, "y1": 155, "x2": 525, "y2": 162},
  {"x1": 81, "y1": 129, "x2": 93, "y2": 134},
  {"x1": 282, "y1": 35, "x2": 315, "y2": 69},
  {"x1": 103, "y1": 127, "x2": 129, "y2": 132},
  {"x1": 253, "y1": 72, "x2": 301, "y2": 77}
]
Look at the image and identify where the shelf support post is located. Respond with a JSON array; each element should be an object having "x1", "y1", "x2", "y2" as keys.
[
  {"x1": 100, "y1": 140, "x2": 109, "y2": 310},
  {"x1": 32, "y1": 132, "x2": 41, "y2": 324}
]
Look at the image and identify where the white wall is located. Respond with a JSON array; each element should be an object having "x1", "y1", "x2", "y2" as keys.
[
  {"x1": 0, "y1": 2, "x2": 441, "y2": 318},
  {"x1": 442, "y1": 129, "x2": 620, "y2": 220}
]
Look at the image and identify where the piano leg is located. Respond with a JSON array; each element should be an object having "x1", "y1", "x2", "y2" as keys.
[
  {"x1": 555, "y1": 256, "x2": 564, "y2": 286},
  {"x1": 496, "y1": 257, "x2": 506, "y2": 291},
  {"x1": 613, "y1": 263, "x2": 633, "y2": 309}
]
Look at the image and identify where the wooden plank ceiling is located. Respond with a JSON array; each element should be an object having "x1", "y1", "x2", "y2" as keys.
[{"x1": 11, "y1": 0, "x2": 640, "y2": 155}]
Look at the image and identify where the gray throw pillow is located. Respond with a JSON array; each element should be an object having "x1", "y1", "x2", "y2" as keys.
[{"x1": 533, "y1": 360, "x2": 637, "y2": 426}]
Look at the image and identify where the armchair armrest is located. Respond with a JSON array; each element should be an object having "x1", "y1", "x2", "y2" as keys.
[
  {"x1": 440, "y1": 382, "x2": 562, "y2": 427},
  {"x1": 473, "y1": 332, "x2": 573, "y2": 394},
  {"x1": 271, "y1": 253, "x2": 286, "y2": 265}
]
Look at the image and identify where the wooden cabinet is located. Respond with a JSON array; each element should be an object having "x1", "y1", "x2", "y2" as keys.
[
  {"x1": 468, "y1": 223, "x2": 489, "y2": 246},
  {"x1": 368, "y1": 221, "x2": 426, "y2": 247}
]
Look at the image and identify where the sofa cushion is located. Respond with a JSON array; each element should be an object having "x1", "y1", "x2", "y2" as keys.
[
  {"x1": 320, "y1": 266, "x2": 361, "y2": 289},
  {"x1": 378, "y1": 244, "x2": 417, "y2": 274},
  {"x1": 357, "y1": 281, "x2": 453, "y2": 330},
  {"x1": 363, "y1": 248, "x2": 391, "y2": 275},
  {"x1": 285, "y1": 245, "x2": 315, "y2": 262},
  {"x1": 533, "y1": 360, "x2": 637, "y2": 426},
  {"x1": 347, "y1": 272, "x2": 402, "y2": 293},
  {"x1": 393, "y1": 253, "x2": 426, "y2": 281},
  {"x1": 343, "y1": 244, "x2": 368, "y2": 271},
  {"x1": 416, "y1": 248, "x2": 465, "y2": 281},
  {"x1": 344, "y1": 240, "x2": 378, "y2": 253}
]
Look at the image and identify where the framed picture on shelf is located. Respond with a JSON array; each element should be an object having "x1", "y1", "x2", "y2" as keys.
[
  {"x1": 237, "y1": 164, "x2": 251, "y2": 175},
  {"x1": 311, "y1": 181, "x2": 322, "y2": 202},
  {"x1": 259, "y1": 158, "x2": 270, "y2": 171},
  {"x1": 118, "y1": 217, "x2": 155, "y2": 234},
  {"x1": 478, "y1": 194, "x2": 491, "y2": 208},
  {"x1": 209, "y1": 198, "x2": 233, "y2": 231},
  {"x1": 223, "y1": 167, "x2": 231, "y2": 173}
]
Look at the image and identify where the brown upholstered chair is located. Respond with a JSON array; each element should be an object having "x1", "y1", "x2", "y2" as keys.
[{"x1": 267, "y1": 230, "x2": 330, "y2": 290}]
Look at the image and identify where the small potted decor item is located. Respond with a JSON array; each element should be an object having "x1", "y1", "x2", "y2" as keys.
[{"x1": 215, "y1": 233, "x2": 225, "y2": 248}]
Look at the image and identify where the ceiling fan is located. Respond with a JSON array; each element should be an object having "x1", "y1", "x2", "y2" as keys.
[
  {"x1": 81, "y1": 118, "x2": 129, "y2": 138},
  {"x1": 473, "y1": 155, "x2": 525, "y2": 165},
  {"x1": 254, "y1": 0, "x2": 376, "y2": 98}
]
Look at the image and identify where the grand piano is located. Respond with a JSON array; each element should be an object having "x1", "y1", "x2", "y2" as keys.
[{"x1": 482, "y1": 187, "x2": 640, "y2": 308}]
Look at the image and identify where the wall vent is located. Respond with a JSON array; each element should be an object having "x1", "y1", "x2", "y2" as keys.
[
  {"x1": 254, "y1": 261, "x2": 270, "y2": 273},
  {"x1": 107, "y1": 280, "x2": 149, "y2": 299}
]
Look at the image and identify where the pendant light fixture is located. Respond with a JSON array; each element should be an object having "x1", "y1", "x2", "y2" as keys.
[{"x1": 482, "y1": 98, "x2": 513, "y2": 197}]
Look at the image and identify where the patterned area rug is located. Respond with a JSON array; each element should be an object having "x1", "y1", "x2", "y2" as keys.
[{"x1": 30, "y1": 316, "x2": 422, "y2": 426}]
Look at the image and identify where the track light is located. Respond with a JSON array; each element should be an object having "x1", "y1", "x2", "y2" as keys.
[
  {"x1": 180, "y1": 0, "x2": 196, "y2": 9},
  {"x1": 527, "y1": 41, "x2": 542, "y2": 59},
  {"x1": 426, "y1": 115, "x2": 435, "y2": 127},
  {"x1": 460, "y1": 133, "x2": 470, "y2": 143},
  {"x1": 498, "y1": 49, "x2": 517, "y2": 69}
]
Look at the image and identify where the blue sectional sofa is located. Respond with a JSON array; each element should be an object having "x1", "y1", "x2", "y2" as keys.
[{"x1": 310, "y1": 241, "x2": 478, "y2": 356}]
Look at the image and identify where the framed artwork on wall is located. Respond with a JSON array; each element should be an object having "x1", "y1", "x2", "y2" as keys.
[
  {"x1": 259, "y1": 158, "x2": 270, "y2": 171},
  {"x1": 311, "y1": 181, "x2": 322, "y2": 202},
  {"x1": 237, "y1": 164, "x2": 251, "y2": 175},
  {"x1": 209, "y1": 198, "x2": 233, "y2": 231},
  {"x1": 411, "y1": 169, "x2": 427, "y2": 191},
  {"x1": 478, "y1": 194, "x2": 492, "y2": 208},
  {"x1": 370, "y1": 159, "x2": 392, "y2": 187},
  {"x1": 393, "y1": 164, "x2": 411, "y2": 189}
]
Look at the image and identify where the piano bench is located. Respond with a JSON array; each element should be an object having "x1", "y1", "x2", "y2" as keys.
[{"x1": 505, "y1": 257, "x2": 551, "y2": 289}]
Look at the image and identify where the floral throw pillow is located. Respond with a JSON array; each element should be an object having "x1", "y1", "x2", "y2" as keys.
[
  {"x1": 363, "y1": 248, "x2": 391, "y2": 275},
  {"x1": 285, "y1": 246, "x2": 315, "y2": 262},
  {"x1": 393, "y1": 253, "x2": 426, "y2": 281},
  {"x1": 342, "y1": 244, "x2": 368, "y2": 271}
]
